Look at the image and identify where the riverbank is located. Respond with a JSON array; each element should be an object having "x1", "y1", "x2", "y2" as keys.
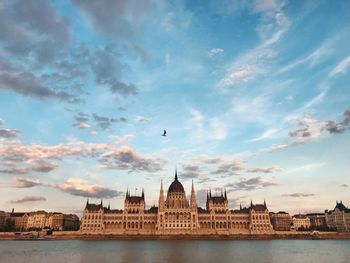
[{"x1": 1, "y1": 231, "x2": 350, "y2": 240}]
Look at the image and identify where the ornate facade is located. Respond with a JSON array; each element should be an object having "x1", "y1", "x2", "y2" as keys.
[
  {"x1": 80, "y1": 171, "x2": 273, "y2": 235},
  {"x1": 326, "y1": 201, "x2": 350, "y2": 232}
]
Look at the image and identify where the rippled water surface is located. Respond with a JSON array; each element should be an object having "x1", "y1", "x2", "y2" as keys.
[{"x1": 0, "y1": 240, "x2": 349, "y2": 263}]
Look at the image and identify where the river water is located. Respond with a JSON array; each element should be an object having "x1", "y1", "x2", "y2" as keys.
[{"x1": 0, "y1": 240, "x2": 349, "y2": 263}]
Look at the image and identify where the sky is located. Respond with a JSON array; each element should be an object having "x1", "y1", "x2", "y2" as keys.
[{"x1": 0, "y1": 0, "x2": 349, "y2": 216}]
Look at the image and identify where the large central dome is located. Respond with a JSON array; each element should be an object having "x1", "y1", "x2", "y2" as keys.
[{"x1": 168, "y1": 171, "x2": 185, "y2": 193}]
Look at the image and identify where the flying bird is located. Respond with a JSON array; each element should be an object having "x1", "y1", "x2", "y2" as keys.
[{"x1": 162, "y1": 130, "x2": 167, "y2": 136}]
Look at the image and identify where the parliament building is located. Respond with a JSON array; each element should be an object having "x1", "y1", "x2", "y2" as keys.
[{"x1": 80, "y1": 171, "x2": 273, "y2": 235}]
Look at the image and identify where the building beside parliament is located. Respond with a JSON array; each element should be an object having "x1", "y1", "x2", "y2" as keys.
[{"x1": 80, "y1": 171, "x2": 273, "y2": 235}]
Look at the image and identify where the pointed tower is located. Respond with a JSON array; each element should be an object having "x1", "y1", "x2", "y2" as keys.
[
  {"x1": 142, "y1": 188, "x2": 145, "y2": 200},
  {"x1": 158, "y1": 179, "x2": 165, "y2": 212},
  {"x1": 190, "y1": 180, "x2": 197, "y2": 211},
  {"x1": 175, "y1": 168, "x2": 178, "y2": 181},
  {"x1": 108, "y1": 202, "x2": 110, "y2": 210}
]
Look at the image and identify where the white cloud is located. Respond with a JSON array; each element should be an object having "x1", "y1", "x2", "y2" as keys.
[
  {"x1": 209, "y1": 48, "x2": 224, "y2": 57},
  {"x1": 329, "y1": 54, "x2": 350, "y2": 77},
  {"x1": 249, "y1": 128, "x2": 278, "y2": 142},
  {"x1": 210, "y1": 119, "x2": 227, "y2": 140},
  {"x1": 252, "y1": 0, "x2": 281, "y2": 13},
  {"x1": 78, "y1": 123, "x2": 90, "y2": 129},
  {"x1": 287, "y1": 162, "x2": 326, "y2": 173},
  {"x1": 217, "y1": 66, "x2": 255, "y2": 89},
  {"x1": 89, "y1": 131, "x2": 98, "y2": 136}
]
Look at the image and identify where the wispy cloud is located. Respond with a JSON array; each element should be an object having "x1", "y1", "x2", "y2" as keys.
[
  {"x1": 58, "y1": 178, "x2": 121, "y2": 199},
  {"x1": 287, "y1": 162, "x2": 326, "y2": 173},
  {"x1": 329, "y1": 54, "x2": 350, "y2": 77},
  {"x1": 13, "y1": 177, "x2": 42, "y2": 188},
  {"x1": 9, "y1": 196, "x2": 46, "y2": 204},
  {"x1": 100, "y1": 145, "x2": 166, "y2": 173},
  {"x1": 0, "y1": 128, "x2": 20, "y2": 138},
  {"x1": 209, "y1": 48, "x2": 224, "y2": 57},
  {"x1": 247, "y1": 166, "x2": 281, "y2": 173},
  {"x1": 282, "y1": 193, "x2": 315, "y2": 198},
  {"x1": 225, "y1": 176, "x2": 279, "y2": 191}
]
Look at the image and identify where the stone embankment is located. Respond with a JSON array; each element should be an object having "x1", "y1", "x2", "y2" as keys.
[{"x1": 1, "y1": 231, "x2": 350, "y2": 240}]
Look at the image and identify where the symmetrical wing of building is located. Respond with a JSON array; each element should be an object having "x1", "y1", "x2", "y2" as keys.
[{"x1": 80, "y1": 171, "x2": 273, "y2": 235}]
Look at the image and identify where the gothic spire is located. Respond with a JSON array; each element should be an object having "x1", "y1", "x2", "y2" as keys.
[
  {"x1": 190, "y1": 179, "x2": 197, "y2": 210},
  {"x1": 175, "y1": 168, "x2": 178, "y2": 181},
  {"x1": 159, "y1": 179, "x2": 165, "y2": 211}
]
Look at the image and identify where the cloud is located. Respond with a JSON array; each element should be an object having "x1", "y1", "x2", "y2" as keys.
[
  {"x1": 72, "y1": 112, "x2": 127, "y2": 131},
  {"x1": 0, "y1": 60, "x2": 79, "y2": 102},
  {"x1": 74, "y1": 112, "x2": 90, "y2": 123},
  {"x1": 0, "y1": 160, "x2": 58, "y2": 174},
  {"x1": 217, "y1": 66, "x2": 256, "y2": 89},
  {"x1": 289, "y1": 108, "x2": 350, "y2": 143},
  {"x1": 181, "y1": 163, "x2": 201, "y2": 179},
  {"x1": 216, "y1": 0, "x2": 288, "y2": 90},
  {"x1": 0, "y1": 129, "x2": 20, "y2": 138},
  {"x1": 282, "y1": 193, "x2": 315, "y2": 197},
  {"x1": 225, "y1": 176, "x2": 279, "y2": 191},
  {"x1": 0, "y1": 139, "x2": 110, "y2": 175},
  {"x1": 89, "y1": 131, "x2": 98, "y2": 136},
  {"x1": 77, "y1": 123, "x2": 90, "y2": 129},
  {"x1": 329, "y1": 54, "x2": 350, "y2": 77},
  {"x1": 209, "y1": 48, "x2": 224, "y2": 57},
  {"x1": 211, "y1": 159, "x2": 245, "y2": 176},
  {"x1": 58, "y1": 178, "x2": 121, "y2": 198},
  {"x1": 0, "y1": 0, "x2": 70, "y2": 60},
  {"x1": 259, "y1": 144, "x2": 289, "y2": 153},
  {"x1": 251, "y1": 0, "x2": 281, "y2": 13},
  {"x1": 135, "y1": 116, "x2": 151, "y2": 124},
  {"x1": 9, "y1": 196, "x2": 46, "y2": 204},
  {"x1": 249, "y1": 128, "x2": 278, "y2": 142},
  {"x1": 100, "y1": 145, "x2": 166, "y2": 173},
  {"x1": 13, "y1": 177, "x2": 42, "y2": 188},
  {"x1": 247, "y1": 166, "x2": 281, "y2": 173},
  {"x1": 93, "y1": 113, "x2": 127, "y2": 130},
  {"x1": 287, "y1": 162, "x2": 326, "y2": 173},
  {"x1": 88, "y1": 46, "x2": 138, "y2": 97}
]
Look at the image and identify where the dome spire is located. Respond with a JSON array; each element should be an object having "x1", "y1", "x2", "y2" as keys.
[{"x1": 175, "y1": 168, "x2": 178, "y2": 181}]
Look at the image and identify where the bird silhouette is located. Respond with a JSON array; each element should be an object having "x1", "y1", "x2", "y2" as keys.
[{"x1": 162, "y1": 130, "x2": 167, "y2": 136}]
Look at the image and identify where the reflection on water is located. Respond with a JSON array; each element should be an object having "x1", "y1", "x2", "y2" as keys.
[{"x1": 0, "y1": 240, "x2": 349, "y2": 263}]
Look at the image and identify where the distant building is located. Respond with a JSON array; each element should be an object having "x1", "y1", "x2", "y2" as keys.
[
  {"x1": 0, "y1": 211, "x2": 6, "y2": 230},
  {"x1": 292, "y1": 214, "x2": 311, "y2": 230},
  {"x1": 3, "y1": 210, "x2": 79, "y2": 231},
  {"x1": 46, "y1": 213, "x2": 79, "y2": 231},
  {"x1": 306, "y1": 213, "x2": 327, "y2": 230},
  {"x1": 81, "y1": 171, "x2": 274, "y2": 235},
  {"x1": 9, "y1": 212, "x2": 29, "y2": 231},
  {"x1": 270, "y1": 211, "x2": 292, "y2": 231},
  {"x1": 326, "y1": 201, "x2": 350, "y2": 232},
  {"x1": 27, "y1": 211, "x2": 48, "y2": 230}
]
